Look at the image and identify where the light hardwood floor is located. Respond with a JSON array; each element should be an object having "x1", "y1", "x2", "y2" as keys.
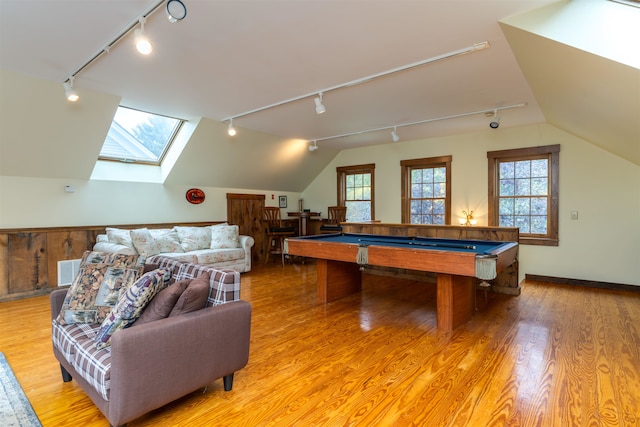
[{"x1": 1, "y1": 262, "x2": 639, "y2": 426}]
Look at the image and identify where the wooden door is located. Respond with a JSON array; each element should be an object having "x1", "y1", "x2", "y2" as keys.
[{"x1": 227, "y1": 193, "x2": 266, "y2": 265}]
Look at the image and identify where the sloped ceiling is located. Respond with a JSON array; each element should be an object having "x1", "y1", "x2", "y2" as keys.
[{"x1": 0, "y1": 0, "x2": 638, "y2": 192}]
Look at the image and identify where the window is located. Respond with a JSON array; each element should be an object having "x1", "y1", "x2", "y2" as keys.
[
  {"x1": 337, "y1": 164, "x2": 375, "y2": 222},
  {"x1": 488, "y1": 145, "x2": 560, "y2": 246},
  {"x1": 99, "y1": 106, "x2": 184, "y2": 165},
  {"x1": 401, "y1": 156, "x2": 452, "y2": 224}
]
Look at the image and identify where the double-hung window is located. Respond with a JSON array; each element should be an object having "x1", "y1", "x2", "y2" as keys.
[
  {"x1": 487, "y1": 145, "x2": 560, "y2": 246},
  {"x1": 337, "y1": 164, "x2": 375, "y2": 222},
  {"x1": 401, "y1": 156, "x2": 452, "y2": 224}
]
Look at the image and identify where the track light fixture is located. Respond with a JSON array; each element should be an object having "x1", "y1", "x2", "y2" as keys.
[
  {"x1": 227, "y1": 119, "x2": 237, "y2": 136},
  {"x1": 391, "y1": 127, "x2": 400, "y2": 143},
  {"x1": 314, "y1": 93, "x2": 326, "y2": 115},
  {"x1": 489, "y1": 110, "x2": 500, "y2": 129},
  {"x1": 166, "y1": 0, "x2": 187, "y2": 23},
  {"x1": 308, "y1": 140, "x2": 319, "y2": 152},
  {"x1": 135, "y1": 17, "x2": 153, "y2": 55},
  {"x1": 63, "y1": 77, "x2": 79, "y2": 102}
]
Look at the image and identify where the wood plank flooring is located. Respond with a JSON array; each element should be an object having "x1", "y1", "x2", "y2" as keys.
[{"x1": 1, "y1": 261, "x2": 638, "y2": 426}]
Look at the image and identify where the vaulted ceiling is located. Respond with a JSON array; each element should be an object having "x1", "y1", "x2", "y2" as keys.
[{"x1": 0, "y1": 0, "x2": 638, "y2": 191}]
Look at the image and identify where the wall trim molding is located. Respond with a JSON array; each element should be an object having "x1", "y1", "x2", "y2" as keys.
[{"x1": 525, "y1": 274, "x2": 639, "y2": 293}]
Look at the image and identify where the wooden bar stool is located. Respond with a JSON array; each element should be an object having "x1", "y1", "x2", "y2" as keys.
[
  {"x1": 263, "y1": 207, "x2": 297, "y2": 266},
  {"x1": 320, "y1": 206, "x2": 347, "y2": 234}
]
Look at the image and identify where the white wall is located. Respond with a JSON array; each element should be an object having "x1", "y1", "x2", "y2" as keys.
[
  {"x1": 302, "y1": 124, "x2": 640, "y2": 286},
  {"x1": 0, "y1": 176, "x2": 300, "y2": 228}
]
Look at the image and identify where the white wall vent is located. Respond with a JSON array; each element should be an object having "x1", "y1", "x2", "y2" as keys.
[{"x1": 57, "y1": 259, "x2": 82, "y2": 286}]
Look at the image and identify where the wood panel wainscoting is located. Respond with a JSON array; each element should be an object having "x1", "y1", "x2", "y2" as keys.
[
  {"x1": 1, "y1": 263, "x2": 638, "y2": 426},
  {"x1": 341, "y1": 222, "x2": 520, "y2": 295},
  {"x1": 0, "y1": 221, "x2": 226, "y2": 301}
]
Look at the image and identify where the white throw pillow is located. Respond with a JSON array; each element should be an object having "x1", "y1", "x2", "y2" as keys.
[
  {"x1": 106, "y1": 227, "x2": 135, "y2": 251},
  {"x1": 210, "y1": 224, "x2": 240, "y2": 249},
  {"x1": 174, "y1": 226, "x2": 212, "y2": 252},
  {"x1": 130, "y1": 228, "x2": 160, "y2": 256},
  {"x1": 149, "y1": 228, "x2": 184, "y2": 253}
]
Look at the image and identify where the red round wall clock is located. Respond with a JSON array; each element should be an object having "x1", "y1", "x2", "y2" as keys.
[{"x1": 186, "y1": 188, "x2": 205, "y2": 204}]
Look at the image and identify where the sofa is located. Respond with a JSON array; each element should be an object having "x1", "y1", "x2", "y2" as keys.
[
  {"x1": 93, "y1": 224, "x2": 254, "y2": 272},
  {"x1": 50, "y1": 253, "x2": 252, "y2": 427}
]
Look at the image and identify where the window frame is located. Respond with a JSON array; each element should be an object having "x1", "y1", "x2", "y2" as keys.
[
  {"x1": 99, "y1": 106, "x2": 184, "y2": 166},
  {"x1": 487, "y1": 145, "x2": 560, "y2": 246},
  {"x1": 337, "y1": 163, "x2": 375, "y2": 222},
  {"x1": 400, "y1": 155, "x2": 452, "y2": 225}
]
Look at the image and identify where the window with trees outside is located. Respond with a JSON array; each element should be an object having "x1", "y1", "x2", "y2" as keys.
[
  {"x1": 99, "y1": 106, "x2": 184, "y2": 165},
  {"x1": 401, "y1": 156, "x2": 452, "y2": 224},
  {"x1": 337, "y1": 164, "x2": 375, "y2": 222},
  {"x1": 487, "y1": 145, "x2": 560, "y2": 246}
]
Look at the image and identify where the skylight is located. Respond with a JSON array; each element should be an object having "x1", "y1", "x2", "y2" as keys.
[{"x1": 100, "y1": 106, "x2": 184, "y2": 165}]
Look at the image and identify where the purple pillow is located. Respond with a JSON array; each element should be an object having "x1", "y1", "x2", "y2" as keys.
[
  {"x1": 135, "y1": 279, "x2": 191, "y2": 325},
  {"x1": 169, "y1": 272, "x2": 211, "y2": 317}
]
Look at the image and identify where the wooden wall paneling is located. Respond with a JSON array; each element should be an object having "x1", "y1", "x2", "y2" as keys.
[
  {"x1": 0, "y1": 234, "x2": 8, "y2": 296},
  {"x1": 227, "y1": 193, "x2": 266, "y2": 264},
  {"x1": 8, "y1": 233, "x2": 48, "y2": 294}
]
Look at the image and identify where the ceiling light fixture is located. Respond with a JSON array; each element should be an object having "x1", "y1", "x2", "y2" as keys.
[
  {"x1": 227, "y1": 119, "x2": 237, "y2": 136},
  {"x1": 489, "y1": 110, "x2": 500, "y2": 129},
  {"x1": 63, "y1": 77, "x2": 79, "y2": 102},
  {"x1": 166, "y1": 0, "x2": 187, "y2": 23},
  {"x1": 308, "y1": 140, "x2": 319, "y2": 152},
  {"x1": 314, "y1": 93, "x2": 326, "y2": 114},
  {"x1": 135, "y1": 17, "x2": 153, "y2": 55},
  {"x1": 310, "y1": 102, "x2": 527, "y2": 144},
  {"x1": 221, "y1": 41, "x2": 490, "y2": 125},
  {"x1": 61, "y1": 0, "x2": 166, "y2": 102},
  {"x1": 391, "y1": 127, "x2": 400, "y2": 142}
]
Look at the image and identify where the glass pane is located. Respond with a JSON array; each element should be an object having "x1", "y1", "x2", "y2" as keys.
[
  {"x1": 353, "y1": 187, "x2": 363, "y2": 200},
  {"x1": 515, "y1": 216, "x2": 530, "y2": 233},
  {"x1": 499, "y1": 198, "x2": 514, "y2": 215},
  {"x1": 362, "y1": 187, "x2": 371, "y2": 200},
  {"x1": 515, "y1": 178, "x2": 530, "y2": 196},
  {"x1": 531, "y1": 215, "x2": 548, "y2": 234},
  {"x1": 411, "y1": 184, "x2": 422, "y2": 198},
  {"x1": 515, "y1": 198, "x2": 530, "y2": 215},
  {"x1": 500, "y1": 179, "x2": 514, "y2": 196},
  {"x1": 346, "y1": 201, "x2": 370, "y2": 222},
  {"x1": 410, "y1": 201, "x2": 421, "y2": 215},
  {"x1": 423, "y1": 184, "x2": 434, "y2": 198},
  {"x1": 354, "y1": 174, "x2": 363, "y2": 186},
  {"x1": 499, "y1": 162, "x2": 515, "y2": 179},
  {"x1": 433, "y1": 167, "x2": 446, "y2": 183},
  {"x1": 102, "y1": 106, "x2": 182, "y2": 164},
  {"x1": 531, "y1": 197, "x2": 548, "y2": 215},
  {"x1": 515, "y1": 160, "x2": 531, "y2": 178},
  {"x1": 531, "y1": 159, "x2": 548, "y2": 177},
  {"x1": 422, "y1": 215, "x2": 433, "y2": 224},
  {"x1": 499, "y1": 215, "x2": 515, "y2": 227},
  {"x1": 432, "y1": 214, "x2": 445, "y2": 225},
  {"x1": 362, "y1": 174, "x2": 371, "y2": 186},
  {"x1": 531, "y1": 178, "x2": 548, "y2": 196},
  {"x1": 410, "y1": 214, "x2": 421, "y2": 224},
  {"x1": 346, "y1": 188, "x2": 354, "y2": 200},
  {"x1": 411, "y1": 169, "x2": 423, "y2": 183},
  {"x1": 346, "y1": 175, "x2": 354, "y2": 187},
  {"x1": 422, "y1": 168, "x2": 434, "y2": 183},
  {"x1": 434, "y1": 183, "x2": 446, "y2": 197},
  {"x1": 433, "y1": 199, "x2": 445, "y2": 214},
  {"x1": 421, "y1": 200, "x2": 433, "y2": 214}
]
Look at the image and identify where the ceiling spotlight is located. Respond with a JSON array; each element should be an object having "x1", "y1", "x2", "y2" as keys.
[
  {"x1": 227, "y1": 119, "x2": 237, "y2": 136},
  {"x1": 166, "y1": 0, "x2": 187, "y2": 23},
  {"x1": 489, "y1": 110, "x2": 500, "y2": 129},
  {"x1": 308, "y1": 140, "x2": 318, "y2": 152},
  {"x1": 63, "y1": 77, "x2": 79, "y2": 102},
  {"x1": 135, "y1": 18, "x2": 153, "y2": 55},
  {"x1": 391, "y1": 127, "x2": 400, "y2": 143},
  {"x1": 314, "y1": 93, "x2": 326, "y2": 115}
]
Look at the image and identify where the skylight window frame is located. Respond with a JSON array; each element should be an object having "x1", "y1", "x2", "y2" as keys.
[{"x1": 98, "y1": 106, "x2": 185, "y2": 166}]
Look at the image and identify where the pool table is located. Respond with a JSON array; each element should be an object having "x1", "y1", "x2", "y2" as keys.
[{"x1": 286, "y1": 232, "x2": 518, "y2": 331}]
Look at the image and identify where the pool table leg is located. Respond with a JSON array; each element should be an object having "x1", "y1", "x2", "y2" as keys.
[
  {"x1": 317, "y1": 259, "x2": 362, "y2": 303},
  {"x1": 436, "y1": 273, "x2": 475, "y2": 331}
]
